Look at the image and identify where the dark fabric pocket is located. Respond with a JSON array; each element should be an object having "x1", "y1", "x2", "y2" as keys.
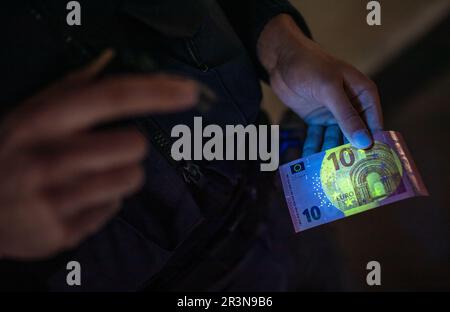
[{"x1": 46, "y1": 217, "x2": 173, "y2": 291}]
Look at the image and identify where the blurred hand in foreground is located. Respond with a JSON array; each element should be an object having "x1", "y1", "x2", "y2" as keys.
[{"x1": 0, "y1": 51, "x2": 199, "y2": 260}]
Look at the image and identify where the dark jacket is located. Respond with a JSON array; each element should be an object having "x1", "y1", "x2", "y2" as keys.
[{"x1": 0, "y1": 0, "x2": 309, "y2": 291}]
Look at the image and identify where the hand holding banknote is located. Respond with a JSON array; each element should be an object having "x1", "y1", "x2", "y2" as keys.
[{"x1": 258, "y1": 14, "x2": 383, "y2": 154}]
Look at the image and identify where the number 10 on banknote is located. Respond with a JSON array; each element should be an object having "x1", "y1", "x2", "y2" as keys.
[{"x1": 279, "y1": 131, "x2": 428, "y2": 232}]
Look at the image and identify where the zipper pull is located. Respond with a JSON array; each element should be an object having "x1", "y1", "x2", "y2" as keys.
[{"x1": 182, "y1": 161, "x2": 205, "y2": 186}]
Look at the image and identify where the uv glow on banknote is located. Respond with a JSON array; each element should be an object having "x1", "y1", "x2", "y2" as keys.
[{"x1": 279, "y1": 131, "x2": 428, "y2": 232}]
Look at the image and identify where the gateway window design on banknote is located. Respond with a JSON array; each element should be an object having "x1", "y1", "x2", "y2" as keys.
[{"x1": 279, "y1": 131, "x2": 428, "y2": 232}]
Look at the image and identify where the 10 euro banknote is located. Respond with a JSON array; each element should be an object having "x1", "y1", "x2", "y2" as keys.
[{"x1": 279, "y1": 131, "x2": 428, "y2": 232}]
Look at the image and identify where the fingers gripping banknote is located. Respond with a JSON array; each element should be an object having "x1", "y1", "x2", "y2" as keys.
[{"x1": 279, "y1": 131, "x2": 428, "y2": 232}]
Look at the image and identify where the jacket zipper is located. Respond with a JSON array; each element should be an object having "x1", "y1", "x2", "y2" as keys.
[
  {"x1": 138, "y1": 120, "x2": 205, "y2": 187},
  {"x1": 186, "y1": 39, "x2": 209, "y2": 72}
]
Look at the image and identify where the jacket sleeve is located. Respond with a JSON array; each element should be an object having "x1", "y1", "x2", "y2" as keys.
[{"x1": 217, "y1": 0, "x2": 311, "y2": 82}]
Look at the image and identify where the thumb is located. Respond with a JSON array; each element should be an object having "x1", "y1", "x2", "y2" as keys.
[{"x1": 324, "y1": 86, "x2": 373, "y2": 149}]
